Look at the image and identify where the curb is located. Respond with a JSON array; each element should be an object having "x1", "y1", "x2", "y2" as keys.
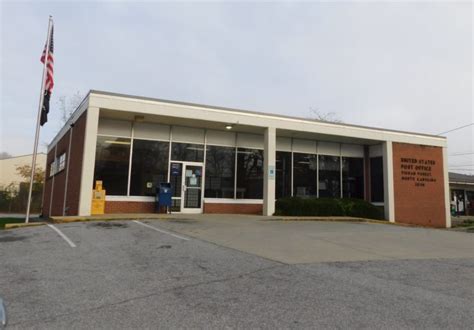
[
  {"x1": 50, "y1": 214, "x2": 172, "y2": 224},
  {"x1": 4, "y1": 222, "x2": 47, "y2": 230},
  {"x1": 271, "y1": 216, "x2": 426, "y2": 227}
]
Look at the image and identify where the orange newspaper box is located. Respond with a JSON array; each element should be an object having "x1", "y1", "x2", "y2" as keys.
[{"x1": 91, "y1": 180, "x2": 106, "y2": 215}]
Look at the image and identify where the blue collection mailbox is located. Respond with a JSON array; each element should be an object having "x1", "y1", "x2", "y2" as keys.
[{"x1": 156, "y1": 182, "x2": 172, "y2": 213}]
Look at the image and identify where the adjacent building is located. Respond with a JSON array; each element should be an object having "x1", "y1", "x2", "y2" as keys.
[
  {"x1": 0, "y1": 153, "x2": 47, "y2": 191},
  {"x1": 43, "y1": 90, "x2": 451, "y2": 227},
  {"x1": 449, "y1": 172, "x2": 474, "y2": 216}
]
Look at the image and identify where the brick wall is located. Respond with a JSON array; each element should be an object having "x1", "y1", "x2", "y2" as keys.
[
  {"x1": 42, "y1": 111, "x2": 87, "y2": 217},
  {"x1": 105, "y1": 201, "x2": 156, "y2": 213},
  {"x1": 204, "y1": 203, "x2": 263, "y2": 214},
  {"x1": 103, "y1": 201, "x2": 262, "y2": 215},
  {"x1": 42, "y1": 150, "x2": 56, "y2": 216},
  {"x1": 65, "y1": 112, "x2": 87, "y2": 215},
  {"x1": 392, "y1": 142, "x2": 446, "y2": 227},
  {"x1": 49, "y1": 130, "x2": 69, "y2": 216}
]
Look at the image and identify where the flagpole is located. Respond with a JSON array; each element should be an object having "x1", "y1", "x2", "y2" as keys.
[{"x1": 25, "y1": 16, "x2": 53, "y2": 224}]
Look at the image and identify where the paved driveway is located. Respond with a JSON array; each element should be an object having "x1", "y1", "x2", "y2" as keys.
[{"x1": 0, "y1": 217, "x2": 473, "y2": 329}]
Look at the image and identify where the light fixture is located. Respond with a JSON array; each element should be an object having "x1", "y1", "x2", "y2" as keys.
[{"x1": 225, "y1": 124, "x2": 233, "y2": 130}]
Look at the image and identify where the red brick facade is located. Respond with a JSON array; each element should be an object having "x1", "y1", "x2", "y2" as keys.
[
  {"x1": 102, "y1": 201, "x2": 263, "y2": 215},
  {"x1": 204, "y1": 203, "x2": 263, "y2": 214},
  {"x1": 105, "y1": 201, "x2": 155, "y2": 213},
  {"x1": 43, "y1": 112, "x2": 87, "y2": 217},
  {"x1": 65, "y1": 112, "x2": 87, "y2": 215},
  {"x1": 392, "y1": 142, "x2": 446, "y2": 227}
]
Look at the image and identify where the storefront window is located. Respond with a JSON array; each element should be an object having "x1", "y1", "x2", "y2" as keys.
[
  {"x1": 276, "y1": 151, "x2": 292, "y2": 199},
  {"x1": 205, "y1": 146, "x2": 235, "y2": 198},
  {"x1": 171, "y1": 142, "x2": 204, "y2": 162},
  {"x1": 318, "y1": 155, "x2": 341, "y2": 198},
  {"x1": 130, "y1": 139, "x2": 169, "y2": 196},
  {"x1": 370, "y1": 157, "x2": 384, "y2": 202},
  {"x1": 94, "y1": 136, "x2": 131, "y2": 195},
  {"x1": 293, "y1": 153, "x2": 317, "y2": 197},
  {"x1": 236, "y1": 148, "x2": 263, "y2": 199},
  {"x1": 342, "y1": 157, "x2": 364, "y2": 199}
]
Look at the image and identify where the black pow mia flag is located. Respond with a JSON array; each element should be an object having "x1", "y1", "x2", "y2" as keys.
[{"x1": 40, "y1": 90, "x2": 51, "y2": 126}]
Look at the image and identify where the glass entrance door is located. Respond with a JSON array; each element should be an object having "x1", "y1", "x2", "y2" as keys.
[{"x1": 182, "y1": 164, "x2": 203, "y2": 213}]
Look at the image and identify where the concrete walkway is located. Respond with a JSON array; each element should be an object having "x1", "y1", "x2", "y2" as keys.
[{"x1": 146, "y1": 214, "x2": 474, "y2": 264}]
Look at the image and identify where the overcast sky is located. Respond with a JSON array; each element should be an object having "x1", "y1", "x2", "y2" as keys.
[{"x1": 1, "y1": 1, "x2": 472, "y2": 174}]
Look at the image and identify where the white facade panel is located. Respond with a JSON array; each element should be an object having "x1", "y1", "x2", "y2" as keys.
[
  {"x1": 276, "y1": 137, "x2": 292, "y2": 152},
  {"x1": 341, "y1": 144, "x2": 364, "y2": 157},
  {"x1": 172, "y1": 126, "x2": 205, "y2": 144},
  {"x1": 237, "y1": 133, "x2": 264, "y2": 149},
  {"x1": 318, "y1": 141, "x2": 340, "y2": 156},
  {"x1": 98, "y1": 118, "x2": 132, "y2": 137},
  {"x1": 134, "y1": 122, "x2": 170, "y2": 141},
  {"x1": 369, "y1": 144, "x2": 383, "y2": 157},
  {"x1": 292, "y1": 139, "x2": 317, "y2": 154},
  {"x1": 206, "y1": 130, "x2": 236, "y2": 147}
]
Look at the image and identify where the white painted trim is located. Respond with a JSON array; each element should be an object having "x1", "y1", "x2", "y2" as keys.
[
  {"x1": 167, "y1": 127, "x2": 172, "y2": 182},
  {"x1": 290, "y1": 139, "x2": 294, "y2": 197},
  {"x1": 316, "y1": 150, "x2": 319, "y2": 198},
  {"x1": 78, "y1": 107, "x2": 100, "y2": 216},
  {"x1": 126, "y1": 121, "x2": 135, "y2": 196},
  {"x1": 263, "y1": 127, "x2": 276, "y2": 216},
  {"x1": 128, "y1": 136, "x2": 170, "y2": 143},
  {"x1": 204, "y1": 198, "x2": 263, "y2": 204},
  {"x1": 234, "y1": 135, "x2": 238, "y2": 199},
  {"x1": 96, "y1": 133, "x2": 134, "y2": 139},
  {"x1": 49, "y1": 91, "x2": 447, "y2": 152},
  {"x1": 49, "y1": 145, "x2": 57, "y2": 215},
  {"x1": 201, "y1": 129, "x2": 207, "y2": 211},
  {"x1": 181, "y1": 162, "x2": 204, "y2": 213},
  {"x1": 442, "y1": 147, "x2": 451, "y2": 228},
  {"x1": 106, "y1": 196, "x2": 155, "y2": 202},
  {"x1": 63, "y1": 126, "x2": 73, "y2": 216},
  {"x1": 382, "y1": 141, "x2": 395, "y2": 222},
  {"x1": 88, "y1": 92, "x2": 446, "y2": 147},
  {"x1": 339, "y1": 144, "x2": 343, "y2": 198}
]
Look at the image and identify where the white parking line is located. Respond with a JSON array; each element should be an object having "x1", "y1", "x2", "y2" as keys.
[
  {"x1": 132, "y1": 220, "x2": 190, "y2": 241},
  {"x1": 47, "y1": 224, "x2": 77, "y2": 248}
]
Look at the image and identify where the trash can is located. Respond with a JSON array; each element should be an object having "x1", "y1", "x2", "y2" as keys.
[{"x1": 156, "y1": 182, "x2": 172, "y2": 213}]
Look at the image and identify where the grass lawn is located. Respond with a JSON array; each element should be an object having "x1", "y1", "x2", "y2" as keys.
[{"x1": 0, "y1": 217, "x2": 27, "y2": 230}]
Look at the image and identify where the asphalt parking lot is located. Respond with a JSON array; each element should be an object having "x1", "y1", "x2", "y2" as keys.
[{"x1": 0, "y1": 216, "x2": 473, "y2": 329}]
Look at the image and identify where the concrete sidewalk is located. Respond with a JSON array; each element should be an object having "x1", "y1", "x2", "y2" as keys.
[{"x1": 146, "y1": 214, "x2": 474, "y2": 264}]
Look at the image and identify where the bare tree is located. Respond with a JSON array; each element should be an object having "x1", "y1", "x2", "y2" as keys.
[
  {"x1": 58, "y1": 91, "x2": 85, "y2": 125},
  {"x1": 0, "y1": 152, "x2": 12, "y2": 159},
  {"x1": 309, "y1": 107, "x2": 343, "y2": 123},
  {"x1": 38, "y1": 91, "x2": 85, "y2": 152}
]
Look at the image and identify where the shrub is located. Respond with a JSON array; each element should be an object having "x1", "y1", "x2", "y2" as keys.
[
  {"x1": 339, "y1": 198, "x2": 384, "y2": 220},
  {"x1": 275, "y1": 197, "x2": 384, "y2": 220}
]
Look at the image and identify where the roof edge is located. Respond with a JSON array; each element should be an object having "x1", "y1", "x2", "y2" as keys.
[{"x1": 89, "y1": 89, "x2": 447, "y2": 141}]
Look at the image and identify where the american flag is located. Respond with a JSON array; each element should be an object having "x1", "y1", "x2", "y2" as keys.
[{"x1": 40, "y1": 23, "x2": 54, "y2": 126}]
